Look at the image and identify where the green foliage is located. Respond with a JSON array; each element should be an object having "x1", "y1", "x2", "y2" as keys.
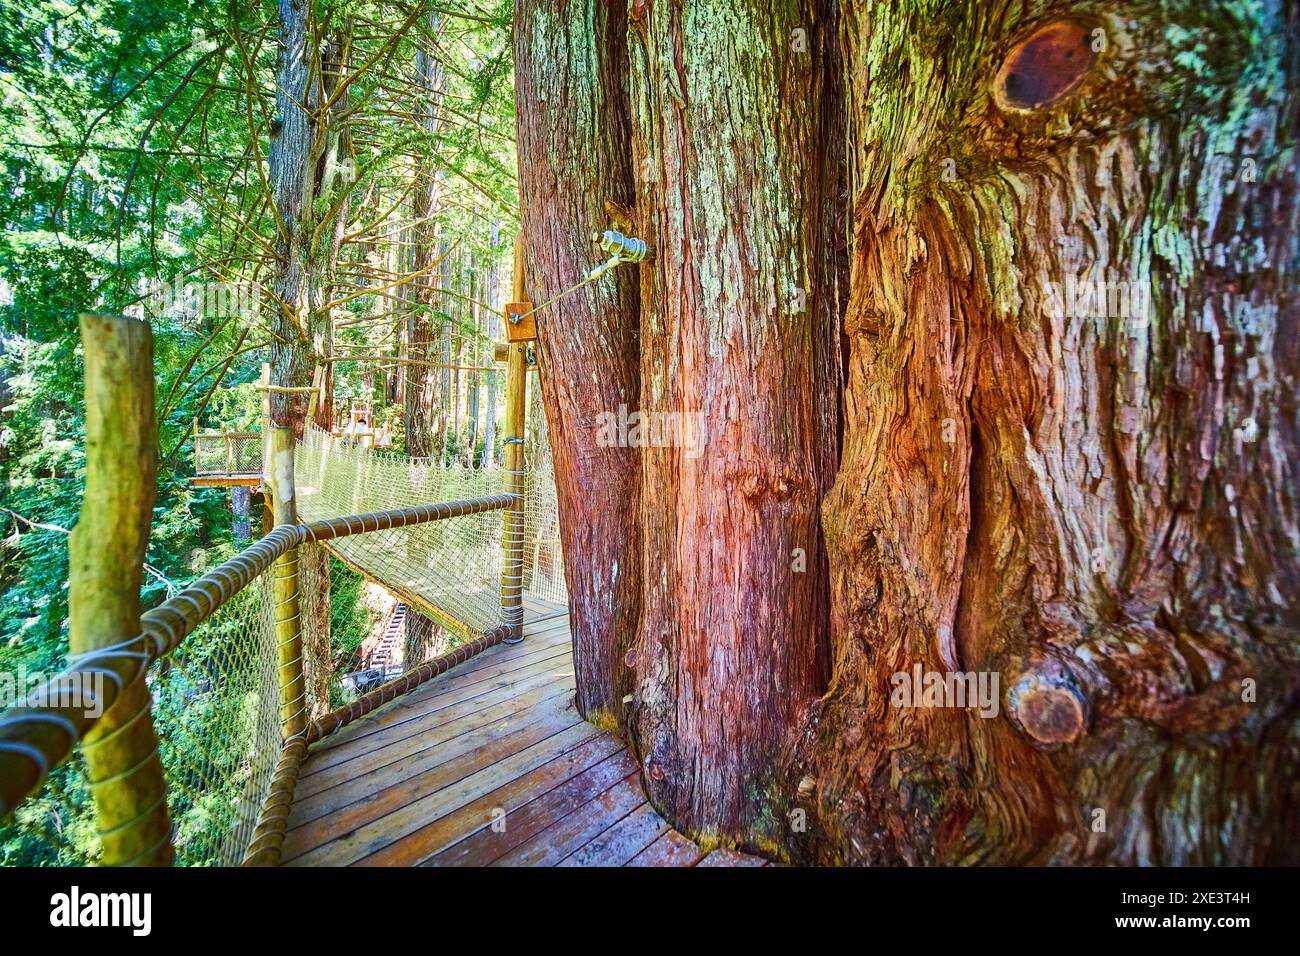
[
  {"x1": 0, "y1": 0, "x2": 519, "y2": 864},
  {"x1": 328, "y1": 556, "x2": 373, "y2": 667}
]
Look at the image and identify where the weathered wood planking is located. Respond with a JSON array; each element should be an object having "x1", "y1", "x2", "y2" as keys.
[{"x1": 282, "y1": 614, "x2": 770, "y2": 867}]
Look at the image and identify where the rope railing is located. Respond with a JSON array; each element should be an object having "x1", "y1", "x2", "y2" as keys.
[
  {"x1": 6, "y1": 301, "x2": 561, "y2": 867},
  {"x1": 241, "y1": 624, "x2": 515, "y2": 867},
  {"x1": 0, "y1": 495, "x2": 515, "y2": 845}
]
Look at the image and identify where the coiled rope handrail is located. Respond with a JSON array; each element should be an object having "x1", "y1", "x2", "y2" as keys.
[
  {"x1": 0, "y1": 494, "x2": 516, "y2": 819},
  {"x1": 242, "y1": 623, "x2": 514, "y2": 866}
]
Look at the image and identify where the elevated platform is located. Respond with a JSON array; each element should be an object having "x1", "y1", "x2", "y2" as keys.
[
  {"x1": 189, "y1": 474, "x2": 262, "y2": 488},
  {"x1": 279, "y1": 612, "x2": 768, "y2": 867}
]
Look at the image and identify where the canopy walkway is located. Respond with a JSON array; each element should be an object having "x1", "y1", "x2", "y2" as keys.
[
  {"x1": 281, "y1": 612, "x2": 765, "y2": 867},
  {"x1": 294, "y1": 422, "x2": 567, "y2": 637},
  {"x1": 0, "y1": 314, "x2": 763, "y2": 868}
]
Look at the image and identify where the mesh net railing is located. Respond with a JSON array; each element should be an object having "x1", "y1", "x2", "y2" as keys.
[
  {"x1": 195, "y1": 432, "x2": 262, "y2": 476},
  {"x1": 152, "y1": 570, "x2": 280, "y2": 865},
  {"x1": 523, "y1": 384, "x2": 566, "y2": 609},
  {"x1": 295, "y1": 424, "x2": 567, "y2": 637},
  {"x1": 1, "y1": 569, "x2": 280, "y2": 866}
]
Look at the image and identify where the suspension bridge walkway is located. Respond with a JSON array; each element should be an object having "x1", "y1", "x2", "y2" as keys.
[{"x1": 0, "y1": 314, "x2": 766, "y2": 868}]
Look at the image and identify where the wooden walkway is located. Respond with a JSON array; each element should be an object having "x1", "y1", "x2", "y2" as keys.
[{"x1": 280, "y1": 608, "x2": 768, "y2": 867}]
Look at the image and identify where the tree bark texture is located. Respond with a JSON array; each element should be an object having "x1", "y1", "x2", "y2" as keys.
[
  {"x1": 624, "y1": 0, "x2": 843, "y2": 846},
  {"x1": 406, "y1": 13, "x2": 447, "y2": 458},
  {"x1": 515, "y1": 0, "x2": 643, "y2": 728},
  {"x1": 268, "y1": 4, "x2": 353, "y2": 430},
  {"x1": 794, "y1": 0, "x2": 1300, "y2": 865},
  {"x1": 232, "y1": 485, "x2": 251, "y2": 541}
]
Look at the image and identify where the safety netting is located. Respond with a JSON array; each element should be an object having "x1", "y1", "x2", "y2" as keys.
[{"x1": 294, "y1": 423, "x2": 567, "y2": 637}]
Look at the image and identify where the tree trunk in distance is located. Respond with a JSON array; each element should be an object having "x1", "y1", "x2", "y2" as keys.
[
  {"x1": 267, "y1": 8, "x2": 353, "y2": 432},
  {"x1": 483, "y1": 220, "x2": 500, "y2": 468},
  {"x1": 231, "y1": 485, "x2": 250, "y2": 541},
  {"x1": 515, "y1": 0, "x2": 643, "y2": 729},
  {"x1": 406, "y1": 12, "x2": 446, "y2": 458}
]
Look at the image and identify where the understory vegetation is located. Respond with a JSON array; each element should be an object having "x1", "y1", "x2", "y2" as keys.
[{"x1": 0, "y1": 0, "x2": 517, "y2": 864}]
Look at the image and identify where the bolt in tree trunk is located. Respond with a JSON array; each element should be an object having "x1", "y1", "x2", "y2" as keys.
[
  {"x1": 797, "y1": 0, "x2": 1300, "y2": 865},
  {"x1": 515, "y1": 0, "x2": 643, "y2": 728},
  {"x1": 622, "y1": 0, "x2": 842, "y2": 845}
]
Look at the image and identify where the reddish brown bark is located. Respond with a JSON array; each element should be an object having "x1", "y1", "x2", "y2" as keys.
[
  {"x1": 793, "y1": 0, "x2": 1300, "y2": 865},
  {"x1": 623, "y1": 1, "x2": 842, "y2": 843},
  {"x1": 514, "y1": 0, "x2": 1299, "y2": 866},
  {"x1": 514, "y1": 0, "x2": 642, "y2": 727}
]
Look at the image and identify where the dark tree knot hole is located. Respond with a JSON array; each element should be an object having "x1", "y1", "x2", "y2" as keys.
[{"x1": 995, "y1": 21, "x2": 1098, "y2": 111}]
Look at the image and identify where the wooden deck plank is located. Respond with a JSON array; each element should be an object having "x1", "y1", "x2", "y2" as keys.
[
  {"x1": 490, "y1": 775, "x2": 647, "y2": 867},
  {"x1": 557, "y1": 801, "x2": 670, "y2": 867},
  {"x1": 310, "y1": 626, "x2": 572, "y2": 750},
  {"x1": 313, "y1": 633, "x2": 572, "y2": 749},
  {"x1": 282, "y1": 613, "x2": 764, "y2": 867},
  {"x1": 338, "y1": 633, "x2": 571, "y2": 718},
  {"x1": 625, "y1": 828, "x2": 707, "y2": 867},
  {"x1": 286, "y1": 690, "x2": 582, "y2": 832},
  {"x1": 287, "y1": 721, "x2": 611, "y2": 866},
  {"x1": 283, "y1": 708, "x2": 587, "y2": 860},
  {"x1": 423, "y1": 749, "x2": 639, "y2": 867},
  {"x1": 304, "y1": 650, "x2": 574, "y2": 763},
  {"x1": 397, "y1": 636, "x2": 572, "y2": 707},
  {"x1": 303, "y1": 658, "x2": 575, "y2": 769},
  {"x1": 353, "y1": 735, "x2": 627, "y2": 866},
  {"x1": 293, "y1": 683, "x2": 575, "y2": 801}
]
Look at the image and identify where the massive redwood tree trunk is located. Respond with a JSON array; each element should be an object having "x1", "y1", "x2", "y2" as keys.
[
  {"x1": 514, "y1": 0, "x2": 642, "y2": 727},
  {"x1": 623, "y1": 0, "x2": 842, "y2": 843},
  {"x1": 515, "y1": 0, "x2": 1299, "y2": 865},
  {"x1": 795, "y1": 0, "x2": 1300, "y2": 865}
]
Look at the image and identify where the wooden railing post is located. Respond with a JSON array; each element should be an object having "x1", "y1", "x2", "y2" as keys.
[
  {"x1": 267, "y1": 424, "x2": 307, "y2": 739},
  {"x1": 70, "y1": 313, "x2": 173, "y2": 866},
  {"x1": 500, "y1": 234, "x2": 529, "y2": 643}
]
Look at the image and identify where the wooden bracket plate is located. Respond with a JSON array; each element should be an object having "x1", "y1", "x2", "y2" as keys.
[{"x1": 504, "y1": 301, "x2": 536, "y2": 342}]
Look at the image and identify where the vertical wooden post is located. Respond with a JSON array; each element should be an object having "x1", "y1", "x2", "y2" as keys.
[
  {"x1": 259, "y1": 361, "x2": 272, "y2": 482},
  {"x1": 500, "y1": 234, "x2": 528, "y2": 643},
  {"x1": 70, "y1": 313, "x2": 173, "y2": 866},
  {"x1": 192, "y1": 417, "x2": 200, "y2": 473},
  {"x1": 268, "y1": 424, "x2": 306, "y2": 739},
  {"x1": 304, "y1": 364, "x2": 323, "y2": 433},
  {"x1": 261, "y1": 493, "x2": 275, "y2": 536}
]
